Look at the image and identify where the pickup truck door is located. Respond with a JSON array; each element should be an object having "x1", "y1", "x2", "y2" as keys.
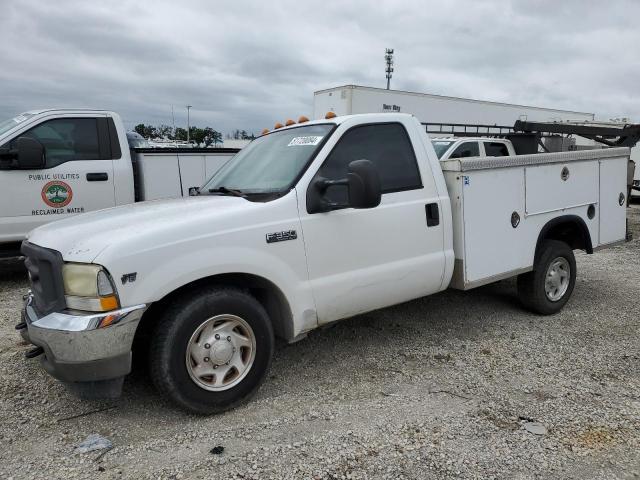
[
  {"x1": 299, "y1": 120, "x2": 446, "y2": 324},
  {"x1": 0, "y1": 116, "x2": 117, "y2": 243}
]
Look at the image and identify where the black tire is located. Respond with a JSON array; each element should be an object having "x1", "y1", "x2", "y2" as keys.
[
  {"x1": 517, "y1": 240, "x2": 576, "y2": 315},
  {"x1": 149, "y1": 286, "x2": 274, "y2": 414}
]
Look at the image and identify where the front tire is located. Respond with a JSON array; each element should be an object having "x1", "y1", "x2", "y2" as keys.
[
  {"x1": 149, "y1": 286, "x2": 274, "y2": 414},
  {"x1": 517, "y1": 240, "x2": 576, "y2": 315}
]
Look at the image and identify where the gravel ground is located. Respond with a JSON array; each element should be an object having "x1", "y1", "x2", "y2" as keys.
[{"x1": 1, "y1": 206, "x2": 639, "y2": 480}]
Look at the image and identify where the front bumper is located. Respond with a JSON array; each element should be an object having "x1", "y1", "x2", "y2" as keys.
[{"x1": 22, "y1": 293, "x2": 146, "y2": 384}]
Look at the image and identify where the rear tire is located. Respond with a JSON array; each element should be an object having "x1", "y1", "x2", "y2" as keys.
[
  {"x1": 517, "y1": 240, "x2": 576, "y2": 315},
  {"x1": 149, "y1": 286, "x2": 274, "y2": 414}
]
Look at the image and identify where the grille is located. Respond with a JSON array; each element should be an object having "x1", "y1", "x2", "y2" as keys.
[{"x1": 21, "y1": 241, "x2": 66, "y2": 316}]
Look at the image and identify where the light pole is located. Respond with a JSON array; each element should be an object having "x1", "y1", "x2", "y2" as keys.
[
  {"x1": 186, "y1": 105, "x2": 192, "y2": 144},
  {"x1": 385, "y1": 48, "x2": 394, "y2": 90}
]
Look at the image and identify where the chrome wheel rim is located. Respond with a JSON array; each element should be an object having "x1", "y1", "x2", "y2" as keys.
[
  {"x1": 185, "y1": 314, "x2": 256, "y2": 391},
  {"x1": 545, "y1": 257, "x2": 570, "y2": 302}
]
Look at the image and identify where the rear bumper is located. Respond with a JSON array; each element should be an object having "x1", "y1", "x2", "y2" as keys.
[{"x1": 22, "y1": 293, "x2": 146, "y2": 384}]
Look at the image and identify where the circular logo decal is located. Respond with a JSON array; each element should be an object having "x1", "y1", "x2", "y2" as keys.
[{"x1": 41, "y1": 181, "x2": 73, "y2": 208}]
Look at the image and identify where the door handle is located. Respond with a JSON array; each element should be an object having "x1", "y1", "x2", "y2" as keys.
[
  {"x1": 86, "y1": 172, "x2": 108, "y2": 181},
  {"x1": 425, "y1": 203, "x2": 439, "y2": 227}
]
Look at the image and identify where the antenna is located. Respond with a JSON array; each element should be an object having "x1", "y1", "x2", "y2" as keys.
[{"x1": 385, "y1": 48, "x2": 394, "y2": 90}]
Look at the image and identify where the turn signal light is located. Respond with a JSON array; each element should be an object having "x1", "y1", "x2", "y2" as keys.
[
  {"x1": 325, "y1": 111, "x2": 336, "y2": 119},
  {"x1": 261, "y1": 128, "x2": 269, "y2": 135},
  {"x1": 99, "y1": 295, "x2": 119, "y2": 312},
  {"x1": 274, "y1": 122, "x2": 283, "y2": 129},
  {"x1": 298, "y1": 116, "x2": 309, "y2": 123},
  {"x1": 285, "y1": 119, "x2": 295, "y2": 126}
]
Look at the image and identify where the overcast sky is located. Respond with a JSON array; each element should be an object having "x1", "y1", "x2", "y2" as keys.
[{"x1": 1, "y1": 0, "x2": 638, "y2": 134}]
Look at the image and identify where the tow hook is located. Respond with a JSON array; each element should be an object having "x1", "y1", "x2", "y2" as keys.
[
  {"x1": 25, "y1": 346, "x2": 44, "y2": 359},
  {"x1": 14, "y1": 321, "x2": 27, "y2": 331}
]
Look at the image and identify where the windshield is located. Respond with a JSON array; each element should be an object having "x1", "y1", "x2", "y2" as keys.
[
  {"x1": 0, "y1": 112, "x2": 36, "y2": 138},
  {"x1": 431, "y1": 140, "x2": 455, "y2": 159},
  {"x1": 203, "y1": 123, "x2": 334, "y2": 194}
]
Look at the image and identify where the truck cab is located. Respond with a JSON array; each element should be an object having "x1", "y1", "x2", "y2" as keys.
[
  {"x1": 0, "y1": 110, "x2": 133, "y2": 253},
  {"x1": 431, "y1": 137, "x2": 516, "y2": 160}
]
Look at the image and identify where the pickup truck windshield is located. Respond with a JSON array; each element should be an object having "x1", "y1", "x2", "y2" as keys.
[
  {"x1": 0, "y1": 113, "x2": 36, "y2": 138},
  {"x1": 431, "y1": 140, "x2": 454, "y2": 159},
  {"x1": 203, "y1": 124, "x2": 334, "y2": 194}
]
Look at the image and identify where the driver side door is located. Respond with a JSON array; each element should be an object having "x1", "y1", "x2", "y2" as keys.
[
  {"x1": 298, "y1": 120, "x2": 446, "y2": 324},
  {"x1": 0, "y1": 116, "x2": 117, "y2": 243}
]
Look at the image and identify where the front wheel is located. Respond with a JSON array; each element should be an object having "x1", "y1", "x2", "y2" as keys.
[
  {"x1": 517, "y1": 240, "x2": 576, "y2": 315},
  {"x1": 149, "y1": 287, "x2": 274, "y2": 414}
]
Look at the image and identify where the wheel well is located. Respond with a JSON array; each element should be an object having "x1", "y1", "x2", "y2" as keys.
[
  {"x1": 536, "y1": 215, "x2": 593, "y2": 259},
  {"x1": 133, "y1": 273, "x2": 295, "y2": 357}
]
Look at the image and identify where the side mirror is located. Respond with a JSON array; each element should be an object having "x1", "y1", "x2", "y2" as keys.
[
  {"x1": 346, "y1": 159, "x2": 381, "y2": 209},
  {"x1": 307, "y1": 159, "x2": 381, "y2": 213},
  {"x1": 16, "y1": 137, "x2": 45, "y2": 169}
]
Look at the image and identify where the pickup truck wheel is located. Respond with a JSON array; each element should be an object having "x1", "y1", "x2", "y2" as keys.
[
  {"x1": 517, "y1": 240, "x2": 576, "y2": 315},
  {"x1": 149, "y1": 287, "x2": 274, "y2": 414}
]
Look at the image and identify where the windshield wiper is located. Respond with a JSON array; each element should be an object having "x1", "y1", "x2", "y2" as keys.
[{"x1": 208, "y1": 186, "x2": 246, "y2": 197}]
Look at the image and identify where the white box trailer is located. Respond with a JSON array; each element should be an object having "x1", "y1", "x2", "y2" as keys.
[{"x1": 313, "y1": 84, "x2": 594, "y2": 126}]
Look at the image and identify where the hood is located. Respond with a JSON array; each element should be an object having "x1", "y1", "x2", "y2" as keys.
[{"x1": 26, "y1": 195, "x2": 254, "y2": 262}]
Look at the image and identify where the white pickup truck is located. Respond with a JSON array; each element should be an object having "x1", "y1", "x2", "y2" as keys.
[
  {"x1": 0, "y1": 110, "x2": 238, "y2": 257},
  {"x1": 18, "y1": 112, "x2": 630, "y2": 414}
]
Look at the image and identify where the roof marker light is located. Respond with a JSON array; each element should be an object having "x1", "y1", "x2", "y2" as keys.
[
  {"x1": 274, "y1": 122, "x2": 283, "y2": 129},
  {"x1": 325, "y1": 111, "x2": 337, "y2": 119},
  {"x1": 285, "y1": 119, "x2": 295, "y2": 126},
  {"x1": 261, "y1": 128, "x2": 269, "y2": 135},
  {"x1": 298, "y1": 116, "x2": 309, "y2": 123}
]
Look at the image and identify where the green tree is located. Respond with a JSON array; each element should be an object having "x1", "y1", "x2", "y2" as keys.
[
  {"x1": 134, "y1": 124, "x2": 157, "y2": 139},
  {"x1": 189, "y1": 126, "x2": 207, "y2": 146},
  {"x1": 202, "y1": 127, "x2": 222, "y2": 147},
  {"x1": 174, "y1": 127, "x2": 187, "y2": 141},
  {"x1": 157, "y1": 124, "x2": 174, "y2": 140}
]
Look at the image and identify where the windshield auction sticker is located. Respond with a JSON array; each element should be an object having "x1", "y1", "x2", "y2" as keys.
[
  {"x1": 41, "y1": 181, "x2": 73, "y2": 208},
  {"x1": 287, "y1": 136, "x2": 323, "y2": 147}
]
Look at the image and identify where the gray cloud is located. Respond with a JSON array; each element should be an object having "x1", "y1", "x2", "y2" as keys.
[{"x1": 1, "y1": 0, "x2": 638, "y2": 135}]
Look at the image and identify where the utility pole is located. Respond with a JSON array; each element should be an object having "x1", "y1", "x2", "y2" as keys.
[
  {"x1": 385, "y1": 48, "x2": 394, "y2": 90},
  {"x1": 171, "y1": 105, "x2": 175, "y2": 134},
  {"x1": 186, "y1": 105, "x2": 192, "y2": 144}
]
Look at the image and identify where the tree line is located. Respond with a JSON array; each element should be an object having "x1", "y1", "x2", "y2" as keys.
[{"x1": 134, "y1": 124, "x2": 256, "y2": 147}]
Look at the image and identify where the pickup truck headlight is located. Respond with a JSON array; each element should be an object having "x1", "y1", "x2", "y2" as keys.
[{"x1": 62, "y1": 263, "x2": 120, "y2": 312}]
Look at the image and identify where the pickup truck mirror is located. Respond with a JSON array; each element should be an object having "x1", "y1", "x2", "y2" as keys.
[
  {"x1": 307, "y1": 159, "x2": 381, "y2": 213},
  {"x1": 16, "y1": 137, "x2": 45, "y2": 169},
  {"x1": 346, "y1": 159, "x2": 381, "y2": 209}
]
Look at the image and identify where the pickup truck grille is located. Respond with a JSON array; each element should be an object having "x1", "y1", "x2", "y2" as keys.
[{"x1": 21, "y1": 241, "x2": 66, "y2": 316}]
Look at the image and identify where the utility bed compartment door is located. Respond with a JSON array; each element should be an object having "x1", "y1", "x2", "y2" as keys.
[
  {"x1": 525, "y1": 161, "x2": 598, "y2": 215},
  {"x1": 599, "y1": 157, "x2": 628, "y2": 245}
]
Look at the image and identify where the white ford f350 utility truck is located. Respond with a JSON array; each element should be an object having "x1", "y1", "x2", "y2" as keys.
[
  {"x1": 0, "y1": 110, "x2": 239, "y2": 257},
  {"x1": 18, "y1": 113, "x2": 630, "y2": 414}
]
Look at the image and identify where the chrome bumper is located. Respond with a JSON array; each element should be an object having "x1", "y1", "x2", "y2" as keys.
[{"x1": 22, "y1": 293, "x2": 146, "y2": 383}]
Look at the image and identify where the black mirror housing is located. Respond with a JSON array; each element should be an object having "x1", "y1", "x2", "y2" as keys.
[
  {"x1": 16, "y1": 137, "x2": 45, "y2": 169},
  {"x1": 347, "y1": 159, "x2": 381, "y2": 209},
  {"x1": 307, "y1": 159, "x2": 381, "y2": 213}
]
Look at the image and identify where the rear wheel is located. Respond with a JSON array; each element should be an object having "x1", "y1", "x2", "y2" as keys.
[
  {"x1": 149, "y1": 286, "x2": 274, "y2": 414},
  {"x1": 517, "y1": 240, "x2": 576, "y2": 315}
]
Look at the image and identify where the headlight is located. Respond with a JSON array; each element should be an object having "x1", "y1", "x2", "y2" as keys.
[{"x1": 62, "y1": 263, "x2": 120, "y2": 312}]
